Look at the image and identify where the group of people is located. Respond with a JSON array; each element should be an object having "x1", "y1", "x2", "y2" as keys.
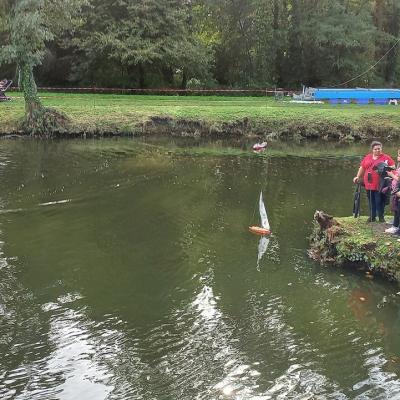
[{"x1": 353, "y1": 141, "x2": 400, "y2": 235}]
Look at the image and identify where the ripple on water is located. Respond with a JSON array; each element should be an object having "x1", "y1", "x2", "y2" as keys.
[
  {"x1": 3, "y1": 141, "x2": 400, "y2": 399},
  {"x1": 0, "y1": 283, "x2": 118, "y2": 399}
]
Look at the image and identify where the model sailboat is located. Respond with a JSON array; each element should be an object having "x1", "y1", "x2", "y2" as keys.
[{"x1": 249, "y1": 191, "x2": 271, "y2": 235}]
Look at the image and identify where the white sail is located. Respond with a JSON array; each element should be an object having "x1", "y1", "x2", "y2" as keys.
[{"x1": 259, "y1": 191, "x2": 270, "y2": 230}]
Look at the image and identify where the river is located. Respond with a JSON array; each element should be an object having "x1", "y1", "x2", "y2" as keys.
[{"x1": 0, "y1": 138, "x2": 400, "y2": 399}]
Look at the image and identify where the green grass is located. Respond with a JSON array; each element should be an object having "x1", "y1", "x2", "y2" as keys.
[
  {"x1": 328, "y1": 216, "x2": 400, "y2": 281},
  {"x1": 2, "y1": 92, "x2": 400, "y2": 134}
]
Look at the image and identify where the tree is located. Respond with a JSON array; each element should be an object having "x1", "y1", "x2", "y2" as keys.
[
  {"x1": 284, "y1": 0, "x2": 376, "y2": 87},
  {"x1": 373, "y1": 0, "x2": 400, "y2": 85},
  {"x1": 71, "y1": 0, "x2": 212, "y2": 89},
  {"x1": 1, "y1": 0, "x2": 397, "y2": 95},
  {"x1": 0, "y1": 0, "x2": 86, "y2": 135},
  {"x1": 195, "y1": 0, "x2": 291, "y2": 88}
]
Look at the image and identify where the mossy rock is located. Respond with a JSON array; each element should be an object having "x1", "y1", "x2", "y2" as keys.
[{"x1": 309, "y1": 211, "x2": 400, "y2": 282}]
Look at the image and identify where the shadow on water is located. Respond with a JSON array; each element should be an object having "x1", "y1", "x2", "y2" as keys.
[{"x1": 0, "y1": 138, "x2": 400, "y2": 399}]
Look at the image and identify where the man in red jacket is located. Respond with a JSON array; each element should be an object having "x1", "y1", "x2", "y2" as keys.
[{"x1": 353, "y1": 141, "x2": 395, "y2": 222}]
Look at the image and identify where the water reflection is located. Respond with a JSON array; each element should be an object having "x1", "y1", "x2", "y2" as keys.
[
  {"x1": 257, "y1": 236, "x2": 270, "y2": 271},
  {"x1": 160, "y1": 270, "x2": 264, "y2": 399}
]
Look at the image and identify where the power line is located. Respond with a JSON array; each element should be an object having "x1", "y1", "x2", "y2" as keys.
[{"x1": 333, "y1": 36, "x2": 400, "y2": 87}]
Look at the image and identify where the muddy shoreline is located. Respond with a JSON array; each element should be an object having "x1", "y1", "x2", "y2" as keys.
[{"x1": 2, "y1": 116, "x2": 400, "y2": 141}]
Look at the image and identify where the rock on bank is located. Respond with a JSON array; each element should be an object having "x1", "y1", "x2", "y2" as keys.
[{"x1": 309, "y1": 211, "x2": 400, "y2": 282}]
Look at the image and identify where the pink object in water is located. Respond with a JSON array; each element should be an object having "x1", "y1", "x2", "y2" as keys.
[{"x1": 252, "y1": 142, "x2": 268, "y2": 151}]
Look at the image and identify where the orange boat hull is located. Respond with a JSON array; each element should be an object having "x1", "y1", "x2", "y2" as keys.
[{"x1": 248, "y1": 226, "x2": 271, "y2": 236}]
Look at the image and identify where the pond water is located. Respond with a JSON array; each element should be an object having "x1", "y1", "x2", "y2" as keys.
[{"x1": 0, "y1": 138, "x2": 400, "y2": 399}]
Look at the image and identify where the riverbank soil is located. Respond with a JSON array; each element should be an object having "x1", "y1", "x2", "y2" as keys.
[
  {"x1": 309, "y1": 211, "x2": 400, "y2": 282},
  {"x1": 2, "y1": 93, "x2": 400, "y2": 139}
]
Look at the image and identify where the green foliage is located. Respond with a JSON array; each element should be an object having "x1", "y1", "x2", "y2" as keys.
[
  {"x1": 0, "y1": 0, "x2": 86, "y2": 134},
  {"x1": 70, "y1": 0, "x2": 212, "y2": 88},
  {"x1": 0, "y1": 0, "x2": 87, "y2": 68},
  {"x1": 285, "y1": 0, "x2": 377, "y2": 86},
  {"x1": 373, "y1": 0, "x2": 400, "y2": 85},
  {"x1": 195, "y1": 0, "x2": 277, "y2": 87},
  {"x1": 1, "y1": 0, "x2": 400, "y2": 90},
  {"x1": 311, "y1": 215, "x2": 400, "y2": 281}
]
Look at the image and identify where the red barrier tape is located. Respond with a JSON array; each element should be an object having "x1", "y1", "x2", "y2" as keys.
[{"x1": 8, "y1": 86, "x2": 297, "y2": 95}]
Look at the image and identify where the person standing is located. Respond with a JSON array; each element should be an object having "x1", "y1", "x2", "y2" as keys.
[
  {"x1": 353, "y1": 141, "x2": 395, "y2": 222},
  {"x1": 385, "y1": 149, "x2": 400, "y2": 234}
]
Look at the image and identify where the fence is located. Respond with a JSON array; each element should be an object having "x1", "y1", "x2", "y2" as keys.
[{"x1": 8, "y1": 86, "x2": 297, "y2": 97}]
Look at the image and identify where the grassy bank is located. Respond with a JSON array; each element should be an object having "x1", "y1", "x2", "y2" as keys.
[
  {"x1": 3, "y1": 92, "x2": 400, "y2": 140},
  {"x1": 310, "y1": 212, "x2": 400, "y2": 282}
]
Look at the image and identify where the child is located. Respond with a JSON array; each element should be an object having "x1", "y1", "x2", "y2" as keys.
[{"x1": 385, "y1": 149, "x2": 400, "y2": 234}]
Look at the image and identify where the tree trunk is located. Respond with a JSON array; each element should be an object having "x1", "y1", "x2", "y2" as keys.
[
  {"x1": 18, "y1": 62, "x2": 69, "y2": 136},
  {"x1": 286, "y1": 0, "x2": 303, "y2": 85},
  {"x1": 373, "y1": 0, "x2": 385, "y2": 30},
  {"x1": 18, "y1": 62, "x2": 44, "y2": 120},
  {"x1": 385, "y1": 2, "x2": 400, "y2": 84},
  {"x1": 181, "y1": 70, "x2": 187, "y2": 89},
  {"x1": 162, "y1": 67, "x2": 174, "y2": 86},
  {"x1": 373, "y1": 0, "x2": 386, "y2": 78},
  {"x1": 273, "y1": 0, "x2": 285, "y2": 86},
  {"x1": 139, "y1": 64, "x2": 145, "y2": 88}
]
